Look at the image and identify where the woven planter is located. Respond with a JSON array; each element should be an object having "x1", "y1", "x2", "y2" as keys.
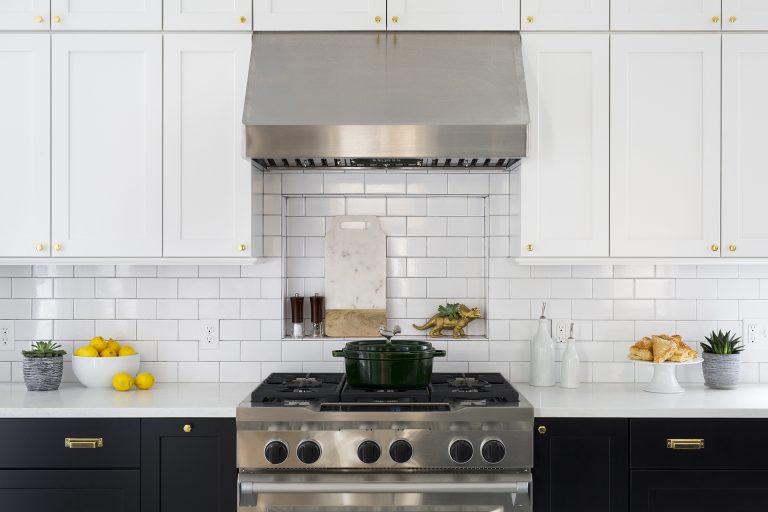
[
  {"x1": 23, "y1": 357, "x2": 64, "y2": 391},
  {"x1": 702, "y1": 352, "x2": 740, "y2": 390}
]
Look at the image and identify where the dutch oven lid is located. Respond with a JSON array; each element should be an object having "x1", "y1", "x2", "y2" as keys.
[{"x1": 344, "y1": 339, "x2": 435, "y2": 353}]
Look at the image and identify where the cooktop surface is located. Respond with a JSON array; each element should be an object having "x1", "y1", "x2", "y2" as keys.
[{"x1": 248, "y1": 372, "x2": 520, "y2": 406}]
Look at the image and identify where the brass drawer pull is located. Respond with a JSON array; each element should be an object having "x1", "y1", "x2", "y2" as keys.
[
  {"x1": 65, "y1": 437, "x2": 104, "y2": 449},
  {"x1": 667, "y1": 438, "x2": 704, "y2": 450}
]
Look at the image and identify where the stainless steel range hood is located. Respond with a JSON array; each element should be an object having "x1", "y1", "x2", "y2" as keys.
[{"x1": 244, "y1": 32, "x2": 529, "y2": 171}]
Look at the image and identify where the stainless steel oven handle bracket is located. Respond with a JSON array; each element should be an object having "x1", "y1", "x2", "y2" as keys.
[{"x1": 240, "y1": 480, "x2": 529, "y2": 496}]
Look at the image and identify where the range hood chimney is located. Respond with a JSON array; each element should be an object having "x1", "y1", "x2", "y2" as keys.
[{"x1": 244, "y1": 32, "x2": 529, "y2": 171}]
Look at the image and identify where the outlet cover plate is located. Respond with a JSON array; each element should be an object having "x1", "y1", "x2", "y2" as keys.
[
  {"x1": 551, "y1": 319, "x2": 571, "y2": 344},
  {"x1": 200, "y1": 319, "x2": 219, "y2": 350},
  {"x1": 0, "y1": 321, "x2": 14, "y2": 351},
  {"x1": 743, "y1": 319, "x2": 768, "y2": 347}
]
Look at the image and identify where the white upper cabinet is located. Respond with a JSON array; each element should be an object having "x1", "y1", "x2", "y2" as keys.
[
  {"x1": 722, "y1": 35, "x2": 768, "y2": 257},
  {"x1": 387, "y1": 0, "x2": 520, "y2": 30},
  {"x1": 50, "y1": 0, "x2": 161, "y2": 30},
  {"x1": 611, "y1": 0, "x2": 722, "y2": 31},
  {"x1": 521, "y1": 0, "x2": 608, "y2": 31},
  {"x1": 164, "y1": 0, "x2": 252, "y2": 31},
  {"x1": 723, "y1": 0, "x2": 768, "y2": 31},
  {"x1": 0, "y1": 0, "x2": 50, "y2": 30},
  {"x1": 521, "y1": 34, "x2": 609, "y2": 258},
  {"x1": 51, "y1": 34, "x2": 162, "y2": 257},
  {"x1": 0, "y1": 35, "x2": 50, "y2": 258},
  {"x1": 611, "y1": 35, "x2": 721, "y2": 258},
  {"x1": 163, "y1": 34, "x2": 253, "y2": 258},
  {"x1": 253, "y1": 0, "x2": 386, "y2": 30}
]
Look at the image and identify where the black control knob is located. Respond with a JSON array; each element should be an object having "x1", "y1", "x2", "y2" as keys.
[
  {"x1": 481, "y1": 440, "x2": 506, "y2": 464},
  {"x1": 264, "y1": 441, "x2": 288, "y2": 465},
  {"x1": 449, "y1": 440, "x2": 473, "y2": 464},
  {"x1": 389, "y1": 440, "x2": 413, "y2": 463},
  {"x1": 357, "y1": 441, "x2": 381, "y2": 464},
  {"x1": 297, "y1": 441, "x2": 321, "y2": 464}
]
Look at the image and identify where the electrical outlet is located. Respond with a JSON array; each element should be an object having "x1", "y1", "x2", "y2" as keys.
[
  {"x1": 200, "y1": 319, "x2": 219, "y2": 350},
  {"x1": 743, "y1": 319, "x2": 768, "y2": 347},
  {"x1": 551, "y1": 319, "x2": 571, "y2": 343},
  {"x1": 0, "y1": 321, "x2": 14, "y2": 351}
]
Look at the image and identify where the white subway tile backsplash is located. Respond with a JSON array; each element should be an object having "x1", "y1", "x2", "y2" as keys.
[
  {"x1": 137, "y1": 320, "x2": 177, "y2": 341},
  {"x1": 157, "y1": 265, "x2": 198, "y2": 278},
  {"x1": 572, "y1": 266, "x2": 613, "y2": 278},
  {"x1": 156, "y1": 299, "x2": 197, "y2": 320},
  {"x1": 54, "y1": 279, "x2": 93, "y2": 298},
  {"x1": 572, "y1": 300, "x2": 613, "y2": 320},
  {"x1": 406, "y1": 259, "x2": 446, "y2": 278},
  {"x1": 697, "y1": 265, "x2": 739, "y2": 278},
  {"x1": 427, "y1": 197, "x2": 467, "y2": 216},
  {"x1": 219, "y1": 362, "x2": 261, "y2": 382},
  {"x1": 283, "y1": 173, "x2": 324, "y2": 194},
  {"x1": 697, "y1": 300, "x2": 738, "y2": 320},
  {"x1": 387, "y1": 237, "x2": 427, "y2": 258},
  {"x1": 96, "y1": 320, "x2": 137, "y2": 341},
  {"x1": 551, "y1": 279, "x2": 592, "y2": 299},
  {"x1": 0, "y1": 267, "x2": 31, "y2": 278},
  {"x1": 32, "y1": 299, "x2": 73, "y2": 320},
  {"x1": 347, "y1": 197, "x2": 386, "y2": 216},
  {"x1": 387, "y1": 197, "x2": 426, "y2": 216},
  {"x1": 378, "y1": 217, "x2": 407, "y2": 236},
  {"x1": 74, "y1": 299, "x2": 115, "y2": 320},
  {"x1": 15, "y1": 320, "x2": 53, "y2": 341},
  {"x1": 116, "y1": 299, "x2": 156, "y2": 319},
  {"x1": 447, "y1": 217, "x2": 484, "y2": 237},
  {"x1": 95, "y1": 278, "x2": 136, "y2": 299},
  {"x1": 614, "y1": 265, "x2": 655, "y2": 278},
  {"x1": 718, "y1": 279, "x2": 759, "y2": 299},
  {"x1": 613, "y1": 300, "x2": 653, "y2": 320},
  {"x1": 365, "y1": 174, "x2": 407, "y2": 194},
  {"x1": 428, "y1": 237, "x2": 467, "y2": 257},
  {"x1": 286, "y1": 217, "x2": 325, "y2": 237},
  {"x1": 220, "y1": 279, "x2": 261, "y2": 299},
  {"x1": 11, "y1": 278, "x2": 52, "y2": 299},
  {"x1": 178, "y1": 362, "x2": 220, "y2": 382},
  {"x1": 656, "y1": 300, "x2": 696, "y2": 321},
  {"x1": 0, "y1": 300, "x2": 31, "y2": 319},
  {"x1": 635, "y1": 279, "x2": 675, "y2": 299},
  {"x1": 407, "y1": 174, "x2": 447, "y2": 195},
  {"x1": 54, "y1": 320, "x2": 94, "y2": 341},
  {"x1": 221, "y1": 320, "x2": 261, "y2": 341},
  {"x1": 427, "y1": 278, "x2": 467, "y2": 298},
  {"x1": 178, "y1": 278, "x2": 219, "y2": 299},
  {"x1": 199, "y1": 265, "x2": 241, "y2": 278},
  {"x1": 448, "y1": 174, "x2": 489, "y2": 195},
  {"x1": 407, "y1": 217, "x2": 447, "y2": 237},
  {"x1": 137, "y1": 278, "x2": 177, "y2": 298},
  {"x1": 593, "y1": 321, "x2": 634, "y2": 341},
  {"x1": 323, "y1": 173, "x2": 363, "y2": 194},
  {"x1": 305, "y1": 197, "x2": 344, "y2": 217}
]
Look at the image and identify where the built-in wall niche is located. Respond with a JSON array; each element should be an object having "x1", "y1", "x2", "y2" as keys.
[{"x1": 276, "y1": 191, "x2": 499, "y2": 341}]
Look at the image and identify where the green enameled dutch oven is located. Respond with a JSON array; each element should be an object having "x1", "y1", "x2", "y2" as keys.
[{"x1": 332, "y1": 339, "x2": 447, "y2": 389}]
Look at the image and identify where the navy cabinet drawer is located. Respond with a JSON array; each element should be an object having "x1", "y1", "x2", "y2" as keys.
[
  {"x1": 631, "y1": 419, "x2": 768, "y2": 470},
  {"x1": 0, "y1": 419, "x2": 140, "y2": 469}
]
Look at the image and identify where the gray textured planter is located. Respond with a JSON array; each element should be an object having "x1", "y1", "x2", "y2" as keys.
[
  {"x1": 23, "y1": 357, "x2": 63, "y2": 391},
  {"x1": 702, "y1": 352, "x2": 740, "y2": 390}
]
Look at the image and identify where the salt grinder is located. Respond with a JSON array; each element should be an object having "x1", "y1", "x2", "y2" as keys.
[
  {"x1": 310, "y1": 293, "x2": 324, "y2": 338},
  {"x1": 289, "y1": 293, "x2": 304, "y2": 339}
]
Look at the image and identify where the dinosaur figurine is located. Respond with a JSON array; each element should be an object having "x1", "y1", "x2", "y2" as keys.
[{"x1": 413, "y1": 304, "x2": 482, "y2": 338}]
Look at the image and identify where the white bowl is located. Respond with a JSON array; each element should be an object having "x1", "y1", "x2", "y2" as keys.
[{"x1": 72, "y1": 354, "x2": 141, "y2": 388}]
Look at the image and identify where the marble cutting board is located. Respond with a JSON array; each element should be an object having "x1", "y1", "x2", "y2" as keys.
[{"x1": 324, "y1": 216, "x2": 386, "y2": 337}]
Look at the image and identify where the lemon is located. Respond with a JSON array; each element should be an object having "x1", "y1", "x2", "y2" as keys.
[
  {"x1": 112, "y1": 373, "x2": 134, "y2": 392},
  {"x1": 106, "y1": 339, "x2": 120, "y2": 352},
  {"x1": 89, "y1": 336, "x2": 107, "y2": 352},
  {"x1": 118, "y1": 346, "x2": 136, "y2": 357},
  {"x1": 135, "y1": 373, "x2": 155, "y2": 390},
  {"x1": 75, "y1": 346, "x2": 99, "y2": 357},
  {"x1": 100, "y1": 347, "x2": 118, "y2": 357}
]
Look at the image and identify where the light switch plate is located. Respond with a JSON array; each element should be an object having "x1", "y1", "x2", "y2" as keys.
[
  {"x1": 743, "y1": 319, "x2": 768, "y2": 347},
  {"x1": 0, "y1": 321, "x2": 14, "y2": 351},
  {"x1": 199, "y1": 319, "x2": 219, "y2": 350}
]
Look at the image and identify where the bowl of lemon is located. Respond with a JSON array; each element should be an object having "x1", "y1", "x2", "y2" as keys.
[{"x1": 72, "y1": 336, "x2": 140, "y2": 388}]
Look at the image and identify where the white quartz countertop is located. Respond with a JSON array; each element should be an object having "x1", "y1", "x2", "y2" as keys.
[
  {"x1": 0, "y1": 383, "x2": 256, "y2": 418},
  {"x1": 515, "y1": 382, "x2": 768, "y2": 418}
]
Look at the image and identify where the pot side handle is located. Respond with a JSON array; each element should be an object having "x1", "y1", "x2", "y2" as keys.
[
  {"x1": 433, "y1": 350, "x2": 447, "y2": 358},
  {"x1": 331, "y1": 350, "x2": 345, "y2": 357}
]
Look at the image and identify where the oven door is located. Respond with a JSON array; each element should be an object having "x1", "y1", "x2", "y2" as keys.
[{"x1": 238, "y1": 472, "x2": 531, "y2": 512}]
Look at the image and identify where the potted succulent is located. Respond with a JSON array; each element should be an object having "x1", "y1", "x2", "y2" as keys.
[
  {"x1": 22, "y1": 341, "x2": 66, "y2": 391},
  {"x1": 700, "y1": 330, "x2": 744, "y2": 390}
]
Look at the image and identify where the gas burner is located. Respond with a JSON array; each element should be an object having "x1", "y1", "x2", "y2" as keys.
[
  {"x1": 448, "y1": 377, "x2": 491, "y2": 392},
  {"x1": 282, "y1": 377, "x2": 323, "y2": 391}
]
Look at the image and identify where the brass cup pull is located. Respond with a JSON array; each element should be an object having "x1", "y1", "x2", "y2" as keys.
[
  {"x1": 711, "y1": 244, "x2": 719, "y2": 252},
  {"x1": 391, "y1": 15, "x2": 399, "y2": 23},
  {"x1": 712, "y1": 15, "x2": 720, "y2": 23},
  {"x1": 527, "y1": 16, "x2": 534, "y2": 24},
  {"x1": 35, "y1": 15, "x2": 45, "y2": 23},
  {"x1": 537, "y1": 425, "x2": 547, "y2": 435},
  {"x1": 375, "y1": 15, "x2": 382, "y2": 24},
  {"x1": 667, "y1": 438, "x2": 704, "y2": 450},
  {"x1": 183, "y1": 424, "x2": 192, "y2": 433},
  {"x1": 65, "y1": 437, "x2": 103, "y2": 449},
  {"x1": 53, "y1": 16, "x2": 61, "y2": 23}
]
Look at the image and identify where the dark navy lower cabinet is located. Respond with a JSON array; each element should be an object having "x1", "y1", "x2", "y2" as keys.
[
  {"x1": 141, "y1": 418, "x2": 236, "y2": 512},
  {"x1": 533, "y1": 418, "x2": 629, "y2": 512}
]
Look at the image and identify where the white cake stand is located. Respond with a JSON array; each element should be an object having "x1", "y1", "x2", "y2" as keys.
[{"x1": 632, "y1": 358, "x2": 703, "y2": 394}]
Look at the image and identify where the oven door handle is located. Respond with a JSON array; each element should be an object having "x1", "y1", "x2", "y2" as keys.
[{"x1": 240, "y1": 479, "x2": 530, "y2": 496}]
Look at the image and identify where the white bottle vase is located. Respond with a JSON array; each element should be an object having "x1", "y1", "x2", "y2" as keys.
[
  {"x1": 529, "y1": 303, "x2": 555, "y2": 387},
  {"x1": 560, "y1": 323, "x2": 580, "y2": 389}
]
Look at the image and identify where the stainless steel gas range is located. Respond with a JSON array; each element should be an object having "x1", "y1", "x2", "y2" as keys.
[{"x1": 236, "y1": 372, "x2": 534, "y2": 512}]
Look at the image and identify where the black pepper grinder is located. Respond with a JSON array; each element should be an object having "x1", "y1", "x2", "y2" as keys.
[
  {"x1": 290, "y1": 294, "x2": 304, "y2": 339},
  {"x1": 310, "y1": 294, "x2": 324, "y2": 338}
]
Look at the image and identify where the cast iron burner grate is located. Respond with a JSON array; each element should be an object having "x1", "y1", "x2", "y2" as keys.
[
  {"x1": 250, "y1": 373, "x2": 343, "y2": 405},
  {"x1": 447, "y1": 377, "x2": 491, "y2": 392}
]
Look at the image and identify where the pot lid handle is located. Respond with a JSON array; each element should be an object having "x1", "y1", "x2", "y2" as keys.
[{"x1": 378, "y1": 325, "x2": 401, "y2": 344}]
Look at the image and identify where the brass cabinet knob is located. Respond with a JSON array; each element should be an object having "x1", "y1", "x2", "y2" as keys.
[
  {"x1": 711, "y1": 244, "x2": 719, "y2": 252},
  {"x1": 712, "y1": 15, "x2": 720, "y2": 23},
  {"x1": 729, "y1": 244, "x2": 737, "y2": 252},
  {"x1": 537, "y1": 425, "x2": 547, "y2": 435},
  {"x1": 729, "y1": 16, "x2": 737, "y2": 23},
  {"x1": 239, "y1": 15, "x2": 247, "y2": 24},
  {"x1": 53, "y1": 15, "x2": 61, "y2": 23},
  {"x1": 375, "y1": 15, "x2": 382, "y2": 24},
  {"x1": 526, "y1": 243, "x2": 535, "y2": 252},
  {"x1": 239, "y1": 243, "x2": 247, "y2": 252},
  {"x1": 53, "y1": 243, "x2": 62, "y2": 252},
  {"x1": 391, "y1": 15, "x2": 399, "y2": 23},
  {"x1": 35, "y1": 244, "x2": 45, "y2": 252},
  {"x1": 527, "y1": 15, "x2": 535, "y2": 23},
  {"x1": 35, "y1": 15, "x2": 44, "y2": 23},
  {"x1": 183, "y1": 424, "x2": 192, "y2": 433}
]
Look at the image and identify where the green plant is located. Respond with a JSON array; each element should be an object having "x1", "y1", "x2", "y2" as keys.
[
  {"x1": 437, "y1": 303, "x2": 460, "y2": 321},
  {"x1": 22, "y1": 341, "x2": 66, "y2": 358},
  {"x1": 700, "y1": 330, "x2": 744, "y2": 355}
]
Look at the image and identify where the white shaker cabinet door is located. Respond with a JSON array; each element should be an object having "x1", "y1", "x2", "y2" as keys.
[
  {"x1": 722, "y1": 35, "x2": 768, "y2": 257},
  {"x1": 723, "y1": 0, "x2": 768, "y2": 30},
  {"x1": 50, "y1": 0, "x2": 161, "y2": 30},
  {"x1": 611, "y1": 0, "x2": 722, "y2": 30},
  {"x1": 520, "y1": 34, "x2": 609, "y2": 258},
  {"x1": 164, "y1": 0, "x2": 252, "y2": 30},
  {"x1": 0, "y1": 35, "x2": 50, "y2": 257},
  {"x1": 51, "y1": 34, "x2": 162, "y2": 258},
  {"x1": 163, "y1": 34, "x2": 252, "y2": 258},
  {"x1": 610, "y1": 35, "x2": 721, "y2": 258},
  {"x1": 253, "y1": 0, "x2": 386, "y2": 30},
  {"x1": 521, "y1": 0, "x2": 608, "y2": 31},
  {"x1": 0, "y1": 0, "x2": 49, "y2": 30},
  {"x1": 387, "y1": 0, "x2": 520, "y2": 30}
]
